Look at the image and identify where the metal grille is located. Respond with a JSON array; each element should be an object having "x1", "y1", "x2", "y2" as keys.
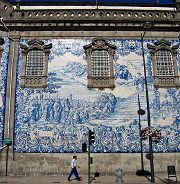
[
  {"x1": 26, "y1": 50, "x2": 45, "y2": 76},
  {"x1": 155, "y1": 50, "x2": 174, "y2": 76},
  {"x1": 91, "y1": 50, "x2": 110, "y2": 77}
]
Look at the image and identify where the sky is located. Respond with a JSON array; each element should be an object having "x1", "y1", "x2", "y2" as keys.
[{"x1": 8, "y1": 0, "x2": 174, "y2": 4}]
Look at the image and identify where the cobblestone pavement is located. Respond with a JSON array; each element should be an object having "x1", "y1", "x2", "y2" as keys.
[{"x1": 0, "y1": 174, "x2": 179, "y2": 184}]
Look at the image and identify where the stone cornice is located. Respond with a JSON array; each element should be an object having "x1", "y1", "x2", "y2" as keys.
[
  {"x1": 0, "y1": 0, "x2": 14, "y2": 19},
  {"x1": 0, "y1": 3, "x2": 179, "y2": 31}
]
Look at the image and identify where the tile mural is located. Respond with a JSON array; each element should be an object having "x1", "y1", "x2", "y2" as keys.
[
  {"x1": 11, "y1": 39, "x2": 180, "y2": 153},
  {"x1": 0, "y1": 37, "x2": 9, "y2": 147}
]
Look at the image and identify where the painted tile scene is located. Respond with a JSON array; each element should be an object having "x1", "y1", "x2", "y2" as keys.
[
  {"x1": 12, "y1": 39, "x2": 180, "y2": 153},
  {"x1": 0, "y1": 38, "x2": 9, "y2": 148}
]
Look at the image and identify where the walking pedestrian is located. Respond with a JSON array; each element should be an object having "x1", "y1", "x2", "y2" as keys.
[{"x1": 68, "y1": 155, "x2": 81, "y2": 181}]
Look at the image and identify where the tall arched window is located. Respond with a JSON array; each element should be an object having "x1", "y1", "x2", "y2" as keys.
[
  {"x1": 20, "y1": 39, "x2": 52, "y2": 88},
  {"x1": 148, "y1": 40, "x2": 179, "y2": 88},
  {"x1": 84, "y1": 38, "x2": 116, "y2": 90}
]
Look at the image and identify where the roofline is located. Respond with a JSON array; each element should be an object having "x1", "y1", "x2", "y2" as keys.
[
  {"x1": 8, "y1": 2, "x2": 175, "y2": 8},
  {"x1": 18, "y1": 6, "x2": 176, "y2": 11}
]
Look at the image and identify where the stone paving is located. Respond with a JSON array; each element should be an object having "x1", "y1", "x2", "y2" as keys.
[{"x1": 0, "y1": 174, "x2": 179, "y2": 184}]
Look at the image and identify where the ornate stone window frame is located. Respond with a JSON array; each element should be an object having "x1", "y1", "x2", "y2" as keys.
[
  {"x1": 84, "y1": 38, "x2": 116, "y2": 90},
  {"x1": 20, "y1": 39, "x2": 52, "y2": 88},
  {"x1": 147, "y1": 40, "x2": 179, "y2": 88}
]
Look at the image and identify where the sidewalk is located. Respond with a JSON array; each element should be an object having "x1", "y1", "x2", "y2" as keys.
[{"x1": 0, "y1": 174, "x2": 179, "y2": 184}]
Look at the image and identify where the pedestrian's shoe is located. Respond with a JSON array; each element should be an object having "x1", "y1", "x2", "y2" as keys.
[{"x1": 78, "y1": 177, "x2": 82, "y2": 181}]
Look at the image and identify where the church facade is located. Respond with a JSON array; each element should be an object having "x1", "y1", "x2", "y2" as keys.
[{"x1": 0, "y1": 0, "x2": 179, "y2": 176}]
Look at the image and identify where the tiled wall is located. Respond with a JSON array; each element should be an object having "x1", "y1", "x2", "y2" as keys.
[
  {"x1": 0, "y1": 38, "x2": 9, "y2": 147},
  {"x1": 12, "y1": 39, "x2": 180, "y2": 153}
]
